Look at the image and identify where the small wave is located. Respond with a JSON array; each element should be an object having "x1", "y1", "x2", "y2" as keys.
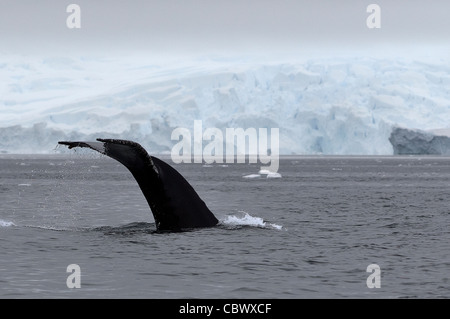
[
  {"x1": 23, "y1": 225, "x2": 75, "y2": 231},
  {"x1": 93, "y1": 222, "x2": 155, "y2": 235},
  {"x1": 0, "y1": 219, "x2": 15, "y2": 227},
  {"x1": 220, "y1": 212, "x2": 283, "y2": 230}
]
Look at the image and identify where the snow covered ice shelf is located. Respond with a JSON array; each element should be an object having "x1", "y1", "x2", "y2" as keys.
[{"x1": 1, "y1": 55, "x2": 450, "y2": 154}]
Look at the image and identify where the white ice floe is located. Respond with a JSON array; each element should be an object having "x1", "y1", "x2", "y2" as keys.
[
  {"x1": 246, "y1": 170, "x2": 282, "y2": 179},
  {"x1": 243, "y1": 174, "x2": 261, "y2": 179}
]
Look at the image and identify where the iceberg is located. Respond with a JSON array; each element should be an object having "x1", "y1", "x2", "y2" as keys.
[
  {"x1": 1, "y1": 55, "x2": 449, "y2": 155},
  {"x1": 389, "y1": 127, "x2": 450, "y2": 155}
]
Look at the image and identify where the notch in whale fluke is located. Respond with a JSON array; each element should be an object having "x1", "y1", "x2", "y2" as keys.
[{"x1": 58, "y1": 139, "x2": 218, "y2": 231}]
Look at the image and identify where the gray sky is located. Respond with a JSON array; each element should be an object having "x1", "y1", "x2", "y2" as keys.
[{"x1": 0, "y1": 0, "x2": 449, "y2": 57}]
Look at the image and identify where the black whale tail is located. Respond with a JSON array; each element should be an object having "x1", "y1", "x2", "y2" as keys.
[{"x1": 58, "y1": 139, "x2": 218, "y2": 231}]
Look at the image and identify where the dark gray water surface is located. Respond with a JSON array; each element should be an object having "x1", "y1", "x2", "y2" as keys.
[{"x1": 1, "y1": 155, "x2": 450, "y2": 298}]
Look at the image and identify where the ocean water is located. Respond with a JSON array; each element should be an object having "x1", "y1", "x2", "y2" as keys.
[{"x1": 1, "y1": 154, "x2": 450, "y2": 298}]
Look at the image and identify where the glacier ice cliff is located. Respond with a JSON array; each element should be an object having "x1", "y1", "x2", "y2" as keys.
[
  {"x1": 1, "y1": 55, "x2": 449, "y2": 154},
  {"x1": 389, "y1": 127, "x2": 450, "y2": 155}
]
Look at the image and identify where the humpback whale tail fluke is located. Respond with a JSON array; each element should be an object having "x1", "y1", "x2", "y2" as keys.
[{"x1": 58, "y1": 138, "x2": 218, "y2": 231}]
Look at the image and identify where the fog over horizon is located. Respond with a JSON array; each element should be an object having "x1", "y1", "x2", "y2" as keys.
[{"x1": 0, "y1": 1, "x2": 449, "y2": 58}]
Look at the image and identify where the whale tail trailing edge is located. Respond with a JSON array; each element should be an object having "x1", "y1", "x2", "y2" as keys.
[{"x1": 58, "y1": 139, "x2": 218, "y2": 231}]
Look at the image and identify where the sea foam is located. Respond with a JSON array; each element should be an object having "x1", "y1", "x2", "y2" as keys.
[
  {"x1": 0, "y1": 219, "x2": 15, "y2": 227},
  {"x1": 221, "y1": 212, "x2": 283, "y2": 230}
]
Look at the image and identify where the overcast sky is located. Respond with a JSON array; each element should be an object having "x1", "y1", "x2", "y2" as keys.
[{"x1": 0, "y1": 0, "x2": 449, "y2": 57}]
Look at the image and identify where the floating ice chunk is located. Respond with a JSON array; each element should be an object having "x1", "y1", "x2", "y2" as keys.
[
  {"x1": 266, "y1": 172, "x2": 282, "y2": 178},
  {"x1": 243, "y1": 174, "x2": 261, "y2": 179},
  {"x1": 258, "y1": 169, "x2": 282, "y2": 178}
]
